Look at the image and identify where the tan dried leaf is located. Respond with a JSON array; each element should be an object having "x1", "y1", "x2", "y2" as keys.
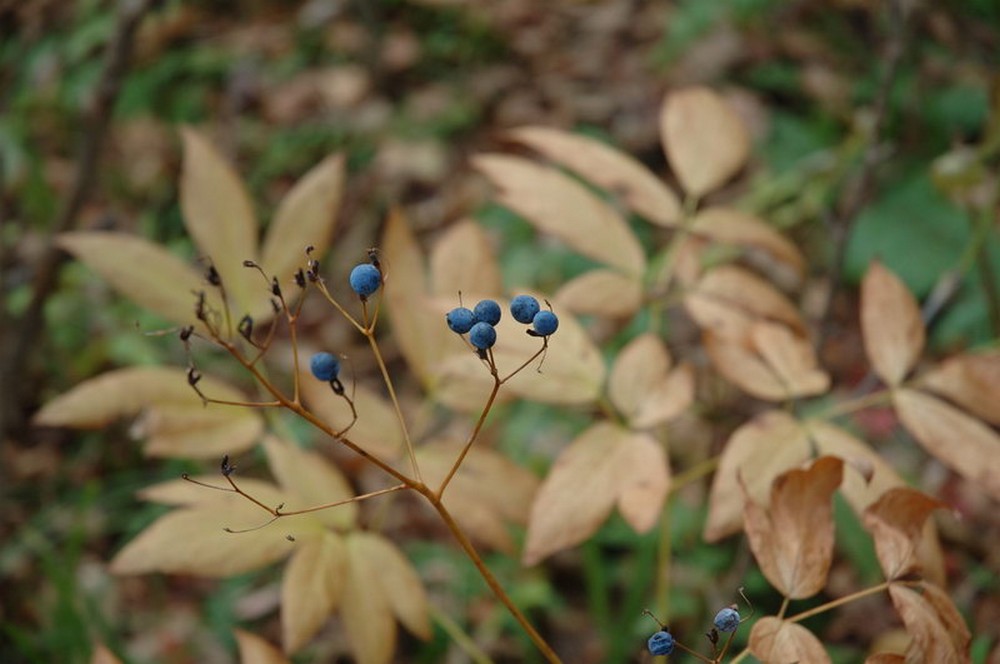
[
  {"x1": 889, "y1": 584, "x2": 970, "y2": 664},
  {"x1": 57, "y1": 232, "x2": 217, "y2": 328},
  {"x1": 684, "y1": 265, "x2": 805, "y2": 339},
  {"x1": 919, "y1": 582, "x2": 972, "y2": 656},
  {"x1": 180, "y1": 127, "x2": 259, "y2": 313},
  {"x1": 360, "y1": 532, "x2": 432, "y2": 641},
  {"x1": 523, "y1": 423, "x2": 668, "y2": 565},
  {"x1": 742, "y1": 456, "x2": 843, "y2": 598},
  {"x1": 429, "y1": 219, "x2": 503, "y2": 298},
  {"x1": 632, "y1": 364, "x2": 695, "y2": 429},
  {"x1": 234, "y1": 630, "x2": 291, "y2": 664},
  {"x1": 751, "y1": 322, "x2": 830, "y2": 398},
  {"x1": 703, "y1": 332, "x2": 788, "y2": 401},
  {"x1": 690, "y1": 207, "x2": 806, "y2": 278},
  {"x1": 609, "y1": 333, "x2": 672, "y2": 420},
  {"x1": 918, "y1": 350, "x2": 1000, "y2": 425},
  {"x1": 138, "y1": 476, "x2": 281, "y2": 507},
  {"x1": 281, "y1": 532, "x2": 347, "y2": 653},
  {"x1": 861, "y1": 261, "x2": 925, "y2": 387},
  {"x1": 340, "y1": 533, "x2": 396, "y2": 664},
  {"x1": 748, "y1": 617, "x2": 831, "y2": 664},
  {"x1": 705, "y1": 410, "x2": 811, "y2": 541},
  {"x1": 554, "y1": 268, "x2": 643, "y2": 318},
  {"x1": 509, "y1": 126, "x2": 682, "y2": 226},
  {"x1": 473, "y1": 154, "x2": 647, "y2": 277},
  {"x1": 264, "y1": 437, "x2": 357, "y2": 530},
  {"x1": 865, "y1": 655, "x2": 905, "y2": 664},
  {"x1": 894, "y1": 389, "x2": 1000, "y2": 501},
  {"x1": 661, "y1": 87, "x2": 750, "y2": 197},
  {"x1": 863, "y1": 487, "x2": 946, "y2": 580},
  {"x1": 418, "y1": 441, "x2": 539, "y2": 553},
  {"x1": 33, "y1": 367, "x2": 262, "y2": 458},
  {"x1": 260, "y1": 153, "x2": 344, "y2": 285},
  {"x1": 90, "y1": 644, "x2": 122, "y2": 664}
]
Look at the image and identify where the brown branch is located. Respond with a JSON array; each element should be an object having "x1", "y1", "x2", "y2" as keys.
[{"x1": 2, "y1": 0, "x2": 157, "y2": 438}]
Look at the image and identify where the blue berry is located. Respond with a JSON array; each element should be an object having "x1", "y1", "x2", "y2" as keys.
[
  {"x1": 713, "y1": 607, "x2": 740, "y2": 633},
  {"x1": 446, "y1": 307, "x2": 475, "y2": 334},
  {"x1": 531, "y1": 310, "x2": 559, "y2": 336},
  {"x1": 473, "y1": 299, "x2": 502, "y2": 326},
  {"x1": 510, "y1": 295, "x2": 540, "y2": 324},
  {"x1": 647, "y1": 630, "x2": 675, "y2": 656},
  {"x1": 469, "y1": 322, "x2": 497, "y2": 350},
  {"x1": 310, "y1": 352, "x2": 340, "y2": 381},
  {"x1": 349, "y1": 263, "x2": 381, "y2": 298}
]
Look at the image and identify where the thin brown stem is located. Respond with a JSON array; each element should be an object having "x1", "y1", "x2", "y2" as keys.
[
  {"x1": 786, "y1": 581, "x2": 892, "y2": 623},
  {"x1": 365, "y1": 328, "x2": 423, "y2": 483},
  {"x1": 438, "y1": 378, "x2": 502, "y2": 498}
]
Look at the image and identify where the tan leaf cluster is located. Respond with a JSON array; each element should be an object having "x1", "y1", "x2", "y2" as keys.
[
  {"x1": 33, "y1": 367, "x2": 262, "y2": 458},
  {"x1": 60, "y1": 129, "x2": 344, "y2": 328},
  {"x1": 523, "y1": 422, "x2": 669, "y2": 565},
  {"x1": 607, "y1": 333, "x2": 694, "y2": 429},
  {"x1": 741, "y1": 456, "x2": 843, "y2": 598}
]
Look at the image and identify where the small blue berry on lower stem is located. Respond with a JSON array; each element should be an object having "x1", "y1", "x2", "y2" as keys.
[
  {"x1": 647, "y1": 630, "x2": 675, "y2": 656},
  {"x1": 310, "y1": 352, "x2": 340, "y2": 381},
  {"x1": 714, "y1": 606, "x2": 740, "y2": 633}
]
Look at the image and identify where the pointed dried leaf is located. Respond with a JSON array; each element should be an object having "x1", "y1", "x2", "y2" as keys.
[
  {"x1": 90, "y1": 644, "x2": 122, "y2": 664},
  {"x1": 861, "y1": 262, "x2": 925, "y2": 386},
  {"x1": 357, "y1": 533, "x2": 432, "y2": 640},
  {"x1": 661, "y1": 87, "x2": 750, "y2": 197},
  {"x1": 918, "y1": 350, "x2": 1000, "y2": 425},
  {"x1": 429, "y1": 220, "x2": 503, "y2": 297},
  {"x1": 705, "y1": 410, "x2": 811, "y2": 541},
  {"x1": 554, "y1": 268, "x2": 643, "y2": 317},
  {"x1": 281, "y1": 532, "x2": 347, "y2": 653},
  {"x1": 894, "y1": 389, "x2": 1000, "y2": 500},
  {"x1": 473, "y1": 154, "x2": 646, "y2": 277},
  {"x1": 260, "y1": 153, "x2": 344, "y2": 284},
  {"x1": 889, "y1": 584, "x2": 969, "y2": 664},
  {"x1": 235, "y1": 629, "x2": 291, "y2": 664},
  {"x1": 684, "y1": 265, "x2": 805, "y2": 339},
  {"x1": 863, "y1": 486, "x2": 947, "y2": 580},
  {"x1": 340, "y1": 534, "x2": 397, "y2": 664},
  {"x1": 509, "y1": 126, "x2": 682, "y2": 226},
  {"x1": 136, "y1": 403, "x2": 263, "y2": 458},
  {"x1": 751, "y1": 322, "x2": 830, "y2": 398},
  {"x1": 690, "y1": 208, "x2": 806, "y2": 278},
  {"x1": 418, "y1": 441, "x2": 539, "y2": 553},
  {"x1": 180, "y1": 127, "x2": 259, "y2": 312},
  {"x1": 919, "y1": 582, "x2": 972, "y2": 656},
  {"x1": 615, "y1": 431, "x2": 670, "y2": 533},
  {"x1": 609, "y1": 333, "x2": 672, "y2": 420},
  {"x1": 631, "y1": 363, "x2": 695, "y2": 429},
  {"x1": 524, "y1": 423, "x2": 667, "y2": 564},
  {"x1": 57, "y1": 232, "x2": 215, "y2": 328},
  {"x1": 264, "y1": 437, "x2": 356, "y2": 530},
  {"x1": 703, "y1": 331, "x2": 788, "y2": 401},
  {"x1": 742, "y1": 456, "x2": 843, "y2": 598},
  {"x1": 748, "y1": 617, "x2": 831, "y2": 664}
]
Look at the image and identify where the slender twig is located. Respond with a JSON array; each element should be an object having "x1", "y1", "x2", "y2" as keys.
[
  {"x1": 365, "y1": 325, "x2": 423, "y2": 483},
  {"x1": 438, "y1": 378, "x2": 502, "y2": 498}
]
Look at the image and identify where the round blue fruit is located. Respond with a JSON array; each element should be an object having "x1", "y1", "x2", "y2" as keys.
[
  {"x1": 310, "y1": 352, "x2": 340, "y2": 381},
  {"x1": 469, "y1": 322, "x2": 497, "y2": 350},
  {"x1": 510, "y1": 295, "x2": 540, "y2": 324},
  {"x1": 532, "y1": 310, "x2": 559, "y2": 336},
  {"x1": 713, "y1": 607, "x2": 740, "y2": 633},
  {"x1": 647, "y1": 630, "x2": 675, "y2": 656},
  {"x1": 446, "y1": 307, "x2": 476, "y2": 334},
  {"x1": 473, "y1": 299, "x2": 502, "y2": 326},
  {"x1": 349, "y1": 263, "x2": 382, "y2": 297}
]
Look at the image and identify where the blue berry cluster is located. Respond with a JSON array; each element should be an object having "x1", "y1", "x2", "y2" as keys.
[{"x1": 446, "y1": 295, "x2": 559, "y2": 354}]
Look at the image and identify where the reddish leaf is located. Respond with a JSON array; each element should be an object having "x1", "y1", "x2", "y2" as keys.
[
  {"x1": 742, "y1": 456, "x2": 843, "y2": 598},
  {"x1": 894, "y1": 389, "x2": 1000, "y2": 500},
  {"x1": 661, "y1": 87, "x2": 750, "y2": 198},
  {"x1": 748, "y1": 617, "x2": 831, "y2": 664},
  {"x1": 861, "y1": 261, "x2": 925, "y2": 387},
  {"x1": 863, "y1": 487, "x2": 947, "y2": 580}
]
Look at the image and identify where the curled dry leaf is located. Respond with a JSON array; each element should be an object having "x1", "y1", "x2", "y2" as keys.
[
  {"x1": 523, "y1": 422, "x2": 668, "y2": 565},
  {"x1": 705, "y1": 410, "x2": 812, "y2": 541},
  {"x1": 917, "y1": 349, "x2": 1000, "y2": 425},
  {"x1": 661, "y1": 86, "x2": 750, "y2": 198},
  {"x1": 894, "y1": 389, "x2": 1000, "y2": 501},
  {"x1": 554, "y1": 268, "x2": 643, "y2": 318},
  {"x1": 748, "y1": 616, "x2": 831, "y2": 664},
  {"x1": 861, "y1": 261, "x2": 925, "y2": 387},
  {"x1": 750, "y1": 322, "x2": 830, "y2": 398},
  {"x1": 281, "y1": 532, "x2": 347, "y2": 653},
  {"x1": 742, "y1": 456, "x2": 843, "y2": 598},
  {"x1": 862, "y1": 486, "x2": 947, "y2": 580},
  {"x1": 473, "y1": 154, "x2": 647, "y2": 278},
  {"x1": 235, "y1": 629, "x2": 291, "y2": 664},
  {"x1": 689, "y1": 207, "x2": 806, "y2": 279},
  {"x1": 889, "y1": 584, "x2": 970, "y2": 664},
  {"x1": 417, "y1": 441, "x2": 539, "y2": 553},
  {"x1": 509, "y1": 126, "x2": 682, "y2": 226},
  {"x1": 683, "y1": 265, "x2": 805, "y2": 339},
  {"x1": 33, "y1": 366, "x2": 262, "y2": 458},
  {"x1": 429, "y1": 219, "x2": 504, "y2": 298}
]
